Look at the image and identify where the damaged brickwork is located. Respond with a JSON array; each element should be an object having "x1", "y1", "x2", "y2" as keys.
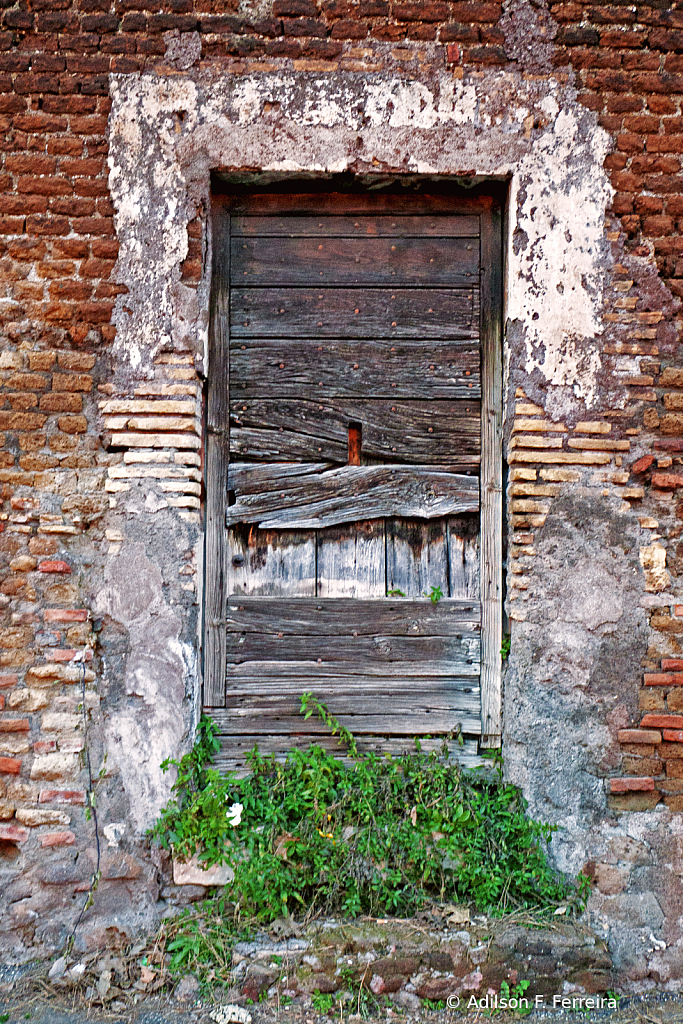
[{"x1": 0, "y1": 0, "x2": 681, "y2": 993}]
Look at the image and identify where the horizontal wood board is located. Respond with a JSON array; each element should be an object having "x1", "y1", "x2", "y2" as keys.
[
  {"x1": 229, "y1": 339, "x2": 480, "y2": 400},
  {"x1": 227, "y1": 632, "x2": 479, "y2": 666},
  {"x1": 231, "y1": 215, "x2": 481, "y2": 237},
  {"x1": 210, "y1": 705, "x2": 481, "y2": 736},
  {"x1": 226, "y1": 597, "x2": 480, "y2": 634},
  {"x1": 230, "y1": 399, "x2": 480, "y2": 464},
  {"x1": 230, "y1": 288, "x2": 479, "y2": 339},
  {"x1": 232, "y1": 236, "x2": 479, "y2": 286}
]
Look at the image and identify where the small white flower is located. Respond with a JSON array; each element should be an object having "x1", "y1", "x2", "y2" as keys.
[{"x1": 226, "y1": 802, "x2": 243, "y2": 827}]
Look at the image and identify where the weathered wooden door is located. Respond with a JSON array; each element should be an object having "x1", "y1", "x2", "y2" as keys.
[{"x1": 204, "y1": 187, "x2": 502, "y2": 772}]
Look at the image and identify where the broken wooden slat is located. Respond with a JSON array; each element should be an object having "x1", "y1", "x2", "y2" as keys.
[
  {"x1": 232, "y1": 236, "x2": 479, "y2": 286},
  {"x1": 227, "y1": 525, "x2": 317, "y2": 597},
  {"x1": 225, "y1": 464, "x2": 479, "y2": 529},
  {"x1": 317, "y1": 519, "x2": 386, "y2": 598},
  {"x1": 386, "y1": 518, "x2": 449, "y2": 599},
  {"x1": 225, "y1": 597, "x2": 480, "y2": 636},
  {"x1": 229, "y1": 399, "x2": 481, "y2": 464},
  {"x1": 448, "y1": 515, "x2": 480, "y2": 601},
  {"x1": 229, "y1": 339, "x2": 481, "y2": 400},
  {"x1": 230, "y1": 287, "x2": 479, "y2": 339},
  {"x1": 231, "y1": 215, "x2": 481, "y2": 237},
  {"x1": 226, "y1": 631, "x2": 479, "y2": 666}
]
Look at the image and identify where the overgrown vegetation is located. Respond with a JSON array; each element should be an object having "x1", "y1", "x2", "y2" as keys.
[{"x1": 151, "y1": 695, "x2": 585, "y2": 925}]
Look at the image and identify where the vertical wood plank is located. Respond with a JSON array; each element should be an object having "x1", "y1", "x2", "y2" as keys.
[
  {"x1": 447, "y1": 516, "x2": 480, "y2": 601},
  {"x1": 228, "y1": 526, "x2": 316, "y2": 596},
  {"x1": 479, "y1": 202, "x2": 503, "y2": 746},
  {"x1": 203, "y1": 198, "x2": 231, "y2": 707},
  {"x1": 386, "y1": 518, "x2": 449, "y2": 599},
  {"x1": 317, "y1": 520, "x2": 386, "y2": 597}
]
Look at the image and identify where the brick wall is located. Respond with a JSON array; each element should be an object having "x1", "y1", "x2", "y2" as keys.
[{"x1": 0, "y1": 0, "x2": 683, "y2": 954}]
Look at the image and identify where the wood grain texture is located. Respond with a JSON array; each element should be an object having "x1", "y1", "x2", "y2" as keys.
[
  {"x1": 227, "y1": 525, "x2": 317, "y2": 596},
  {"x1": 448, "y1": 515, "x2": 480, "y2": 602},
  {"x1": 229, "y1": 339, "x2": 480, "y2": 400},
  {"x1": 225, "y1": 597, "x2": 480, "y2": 636},
  {"x1": 479, "y1": 205, "x2": 503, "y2": 746},
  {"x1": 317, "y1": 519, "x2": 385, "y2": 597},
  {"x1": 229, "y1": 399, "x2": 481, "y2": 464},
  {"x1": 225, "y1": 464, "x2": 479, "y2": 528},
  {"x1": 230, "y1": 287, "x2": 479, "y2": 339},
  {"x1": 203, "y1": 201, "x2": 231, "y2": 708},
  {"x1": 386, "y1": 518, "x2": 449, "y2": 599},
  {"x1": 227, "y1": 632, "x2": 479, "y2": 667},
  {"x1": 232, "y1": 236, "x2": 479, "y2": 286},
  {"x1": 231, "y1": 215, "x2": 480, "y2": 237},
  {"x1": 210, "y1": 704, "x2": 481, "y2": 736},
  {"x1": 221, "y1": 190, "x2": 494, "y2": 217}
]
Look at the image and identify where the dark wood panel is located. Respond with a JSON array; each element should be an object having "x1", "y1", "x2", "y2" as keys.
[
  {"x1": 210, "y1": 734, "x2": 485, "y2": 776},
  {"x1": 226, "y1": 464, "x2": 479, "y2": 528},
  {"x1": 232, "y1": 236, "x2": 479, "y2": 286},
  {"x1": 229, "y1": 339, "x2": 480, "y2": 400},
  {"x1": 229, "y1": 399, "x2": 481, "y2": 464},
  {"x1": 219, "y1": 190, "x2": 493, "y2": 217},
  {"x1": 227, "y1": 632, "x2": 479, "y2": 666},
  {"x1": 209, "y1": 706, "x2": 481, "y2": 736},
  {"x1": 231, "y1": 215, "x2": 480, "y2": 237},
  {"x1": 226, "y1": 597, "x2": 480, "y2": 636},
  {"x1": 230, "y1": 288, "x2": 479, "y2": 339}
]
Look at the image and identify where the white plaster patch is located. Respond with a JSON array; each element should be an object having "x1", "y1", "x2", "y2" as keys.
[{"x1": 107, "y1": 69, "x2": 612, "y2": 406}]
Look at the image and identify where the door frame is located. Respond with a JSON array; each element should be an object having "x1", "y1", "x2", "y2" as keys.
[{"x1": 202, "y1": 180, "x2": 504, "y2": 747}]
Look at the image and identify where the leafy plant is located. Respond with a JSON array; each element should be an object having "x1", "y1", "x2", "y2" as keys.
[
  {"x1": 311, "y1": 990, "x2": 334, "y2": 1014},
  {"x1": 426, "y1": 584, "x2": 443, "y2": 604},
  {"x1": 500, "y1": 979, "x2": 532, "y2": 1016},
  {"x1": 151, "y1": 700, "x2": 582, "y2": 927},
  {"x1": 387, "y1": 588, "x2": 406, "y2": 597},
  {"x1": 501, "y1": 633, "x2": 511, "y2": 661}
]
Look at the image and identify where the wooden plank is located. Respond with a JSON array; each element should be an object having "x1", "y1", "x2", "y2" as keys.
[
  {"x1": 222, "y1": 689, "x2": 479, "y2": 712},
  {"x1": 203, "y1": 199, "x2": 231, "y2": 708},
  {"x1": 229, "y1": 399, "x2": 481, "y2": 464},
  {"x1": 225, "y1": 663, "x2": 478, "y2": 680},
  {"x1": 225, "y1": 464, "x2": 479, "y2": 529},
  {"x1": 227, "y1": 632, "x2": 479, "y2": 666},
  {"x1": 209, "y1": 707, "x2": 481, "y2": 736},
  {"x1": 211, "y1": 734, "x2": 485, "y2": 776},
  {"x1": 232, "y1": 236, "x2": 479, "y2": 286},
  {"x1": 220, "y1": 677, "x2": 479, "y2": 697},
  {"x1": 226, "y1": 597, "x2": 480, "y2": 636},
  {"x1": 231, "y1": 215, "x2": 480, "y2": 237},
  {"x1": 229, "y1": 339, "x2": 481, "y2": 400},
  {"x1": 448, "y1": 515, "x2": 480, "y2": 601},
  {"x1": 317, "y1": 519, "x2": 385, "y2": 597},
  {"x1": 230, "y1": 287, "x2": 479, "y2": 339},
  {"x1": 220, "y1": 190, "x2": 494, "y2": 217},
  {"x1": 227, "y1": 525, "x2": 316, "y2": 596},
  {"x1": 386, "y1": 518, "x2": 449, "y2": 599},
  {"x1": 479, "y1": 205, "x2": 503, "y2": 746}
]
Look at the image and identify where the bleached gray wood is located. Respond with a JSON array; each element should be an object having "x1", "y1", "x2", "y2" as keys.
[
  {"x1": 203, "y1": 200, "x2": 231, "y2": 708},
  {"x1": 226, "y1": 464, "x2": 479, "y2": 529},
  {"x1": 227, "y1": 632, "x2": 479, "y2": 666},
  {"x1": 448, "y1": 516, "x2": 481, "y2": 602},
  {"x1": 386, "y1": 518, "x2": 449, "y2": 599},
  {"x1": 317, "y1": 519, "x2": 385, "y2": 598},
  {"x1": 479, "y1": 204, "x2": 503, "y2": 747},
  {"x1": 230, "y1": 287, "x2": 479, "y2": 339},
  {"x1": 226, "y1": 597, "x2": 480, "y2": 636},
  {"x1": 225, "y1": 662, "x2": 478, "y2": 680},
  {"x1": 209, "y1": 704, "x2": 481, "y2": 736},
  {"x1": 231, "y1": 215, "x2": 481, "y2": 237},
  {"x1": 227, "y1": 526, "x2": 316, "y2": 597},
  {"x1": 229, "y1": 398, "x2": 480, "y2": 465},
  {"x1": 229, "y1": 339, "x2": 481, "y2": 400},
  {"x1": 232, "y1": 235, "x2": 479, "y2": 286}
]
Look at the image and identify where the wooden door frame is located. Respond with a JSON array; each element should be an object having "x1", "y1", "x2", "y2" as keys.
[{"x1": 202, "y1": 181, "x2": 504, "y2": 747}]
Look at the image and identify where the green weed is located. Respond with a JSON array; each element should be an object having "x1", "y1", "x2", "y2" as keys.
[
  {"x1": 311, "y1": 990, "x2": 334, "y2": 1014},
  {"x1": 150, "y1": 698, "x2": 583, "y2": 925}
]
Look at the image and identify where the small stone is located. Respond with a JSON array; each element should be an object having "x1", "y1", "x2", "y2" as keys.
[
  {"x1": 49, "y1": 957, "x2": 68, "y2": 980},
  {"x1": 391, "y1": 991, "x2": 421, "y2": 1013},
  {"x1": 175, "y1": 973, "x2": 200, "y2": 1002}
]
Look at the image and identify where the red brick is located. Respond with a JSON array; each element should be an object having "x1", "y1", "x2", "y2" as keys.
[
  {"x1": 57, "y1": 352, "x2": 96, "y2": 371},
  {"x1": 610, "y1": 777, "x2": 655, "y2": 792},
  {"x1": 43, "y1": 609, "x2": 87, "y2": 623},
  {"x1": 39, "y1": 788, "x2": 85, "y2": 804},
  {"x1": 51, "y1": 374, "x2": 92, "y2": 392},
  {"x1": 667, "y1": 760, "x2": 683, "y2": 777},
  {"x1": 618, "y1": 728, "x2": 662, "y2": 744},
  {"x1": 642, "y1": 713, "x2": 683, "y2": 728},
  {"x1": 39, "y1": 830, "x2": 75, "y2": 847},
  {"x1": 0, "y1": 822, "x2": 28, "y2": 840},
  {"x1": 51, "y1": 649, "x2": 93, "y2": 661},
  {"x1": 0, "y1": 756, "x2": 21, "y2": 774},
  {"x1": 0, "y1": 674, "x2": 18, "y2": 688},
  {"x1": 39, "y1": 394, "x2": 82, "y2": 413},
  {"x1": 33, "y1": 739, "x2": 56, "y2": 753},
  {"x1": 0, "y1": 719, "x2": 30, "y2": 732},
  {"x1": 662, "y1": 659, "x2": 683, "y2": 669},
  {"x1": 57, "y1": 415, "x2": 87, "y2": 434},
  {"x1": 37, "y1": 560, "x2": 71, "y2": 574},
  {"x1": 644, "y1": 672, "x2": 683, "y2": 685},
  {"x1": 631, "y1": 454, "x2": 654, "y2": 473},
  {"x1": 651, "y1": 472, "x2": 683, "y2": 489},
  {"x1": 662, "y1": 730, "x2": 683, "y2": 742}
]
